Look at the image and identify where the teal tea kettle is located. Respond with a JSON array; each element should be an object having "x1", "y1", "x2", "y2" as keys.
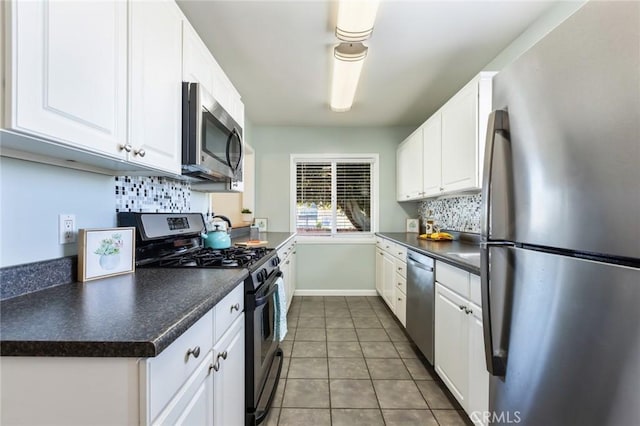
[{"x1": 202, "y1": 215, "x2": 232, "y2": 249}]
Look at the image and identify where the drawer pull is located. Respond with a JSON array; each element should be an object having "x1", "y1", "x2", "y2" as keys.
[
  {"x1": 220, "y1": 351, "x2": 228, "y2": 360},
  {"x1": 186, "y1": 346, "x2": 201, "y2": 360},
  {"x1": 465, "y1": 307, "x2": 473, "y2": 315},
  {"x1": 119, "y1": 143, "x2": 132, "y2": 152},
  {"x1": 459, "y1": 305, "x2": 466, "y2": 311},
  {"x1": 230, "y1": 303, "x2": 241, "y2": 313},
  {"x1": 208, "y1": 363, "x2": 216, "y2": 375}
]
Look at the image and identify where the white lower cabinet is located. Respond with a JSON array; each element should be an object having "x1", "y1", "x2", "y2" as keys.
[
  {"x1": 375, "y1": 237, "x2": 407, "y2": 324},
  {"x1": 277, "y1": 238, "x2": 297, "y2": 309},
  {"x1": 434, "y1": 262, "x2": 489, "y2": 425},
  {"x1": 152, "y1": 351, "x2": 214, "y2": 426},
  {"x1": 212, "y1": 315, "x2": 245, "y2": 426},
  {"x1": 0, "y1": 285, "x2": 246, "y2": 426}
]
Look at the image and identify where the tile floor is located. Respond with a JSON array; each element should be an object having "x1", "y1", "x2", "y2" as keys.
[{"x1": 264, "y1": 296, "x2": 471, "y2": 426}]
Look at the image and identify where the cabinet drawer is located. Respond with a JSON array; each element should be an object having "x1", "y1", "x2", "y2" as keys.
[
  {"x1": 381, "y1": 239, "x2": 395, "y2": 252},
  {"x1": 393, "y1": 244, "x2": 407, "y2": 261},
  {"x1": 395, "y1": 273, "x2": 407, "y2": 295},
  {"x1": 436, "y1": 261, "x2": 470, "y2": 298},
  {"x1": 469, "y1": 274, "x2": 481, "y2": 306},
  {"x1": 375, "y1": 237, "x2": 384, "y2": 248},
  {"x1": 144, "y1": 310, "x2": 214, "y2": 422},
  {"x1": 214, "y1": 283, "x2": 244, "y2": 342},
  {"x1": 395, "y1": 258, "x2": 407, "y2": 278}
]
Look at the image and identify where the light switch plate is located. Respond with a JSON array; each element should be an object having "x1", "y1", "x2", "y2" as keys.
[{"x1": 59, "y1": 214, "x2": 76, "y2": 244}]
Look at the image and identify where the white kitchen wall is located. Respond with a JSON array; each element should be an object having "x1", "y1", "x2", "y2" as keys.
[{"x1": 0, "y1": 157, "x2": 116, "y2": 267}]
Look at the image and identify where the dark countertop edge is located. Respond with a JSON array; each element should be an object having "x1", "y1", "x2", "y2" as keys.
[
  {"x1": 1, "y1": 269, "x2": 250, "y2": 358},
  {"x1": 376, "y1": 232, "x2": 481, "y2": 275}
]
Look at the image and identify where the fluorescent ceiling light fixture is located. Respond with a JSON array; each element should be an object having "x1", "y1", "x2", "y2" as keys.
[
  {"x1": 330, "y1": 43, "x2": 368, "y2": 112},
  {"x1": 336, "y1": 0, "x2": 380, "y2": 42}
]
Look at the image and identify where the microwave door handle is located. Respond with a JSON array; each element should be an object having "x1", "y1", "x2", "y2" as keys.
[
  {"x1": 193, "y1": 84, "x2": 203, "y2": 166},
  {"x1": 226, "y1": 128, "x2": 242, "y2": 173}
]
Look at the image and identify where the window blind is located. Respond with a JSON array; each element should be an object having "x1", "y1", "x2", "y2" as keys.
[{"x1": 295, "y1": 160, "x2": 372, "y2": 234}]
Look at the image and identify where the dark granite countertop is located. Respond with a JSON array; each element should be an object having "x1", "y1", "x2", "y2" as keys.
[
  {"x1": 377, "y1": 232, "x2": 481, "y2": 275},
  {"x1": 0, "y1": 268, "x2": 248, "y2": 358},
  {"x1": 232, "y1": 232, "x2": 296, "y2": 250}
]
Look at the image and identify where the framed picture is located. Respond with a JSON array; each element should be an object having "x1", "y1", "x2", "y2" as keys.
[
  {"x1": 78, "y1": 228, "x2": 135, "y2": 282},
  {"x1": 254, "y1": 218, "x2": 268, "y2": 232},
  {"x1": 406, "y1": 218, "x2": 419, "y2": 233}
]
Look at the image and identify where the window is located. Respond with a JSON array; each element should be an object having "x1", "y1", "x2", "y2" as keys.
[{"x1": 291, "y1": 154, "x2": 378, "y2": 237}]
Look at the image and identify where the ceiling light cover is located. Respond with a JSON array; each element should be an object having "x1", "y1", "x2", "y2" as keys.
[
  {"x1": 330, "y1": 43, "x2": 368, "y2": 112},
  {"x1": 336, "y1": 0, "x2": 380, "y2": 42}
]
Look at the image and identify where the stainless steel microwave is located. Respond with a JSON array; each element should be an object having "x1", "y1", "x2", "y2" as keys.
[{"x1": 182, "y1": 82, "x2": 243, "y2": 182}]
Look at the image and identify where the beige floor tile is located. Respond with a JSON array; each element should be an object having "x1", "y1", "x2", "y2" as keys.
[
  {"x1": 332, "y1": 409, "x2": 385, "y2": 426},
  {"x1": 431, "y1": 409, "x2": 469, "y2": 426},
  {"x1": 291, "y1": 341, "x2": 327, "y2": 358},
  {"x1": 287, "y1": 357, "x2": 328, "y2": 379},
  {"x1": 278, "y1": 408, "x2": 331, "y2": 426},
  {"x1": 415, "y1": 380, "x2": 456, "y2": 409},
  {"x1": 330, "y1": 379, "x2": 379, "y2": 408},
  {"x1": 382, "y1": 409, "x2": 439, "y2": 426},
  {"x1": 372, "y1": 380, "x2": 428, "y2": 409},
  {"x1": 282, "y1": 379, "x2": 329, "y2": 408},
  {"x1": 327, "y1": 341, "x2": 363, "y2": 358},
  {"x1": 328, "y1": 358, "x2": 370, "y2": 379},
  {"x1": 366, "y1": 358, "x2": 411, "y2": 379}
]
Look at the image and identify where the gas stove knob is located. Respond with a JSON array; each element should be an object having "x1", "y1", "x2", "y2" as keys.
[
  {"x1": 271, "y1": 256, "x2": 280, "y2": 267},
  {"x1": 258, "y1": 268, "x2": 268, "y2": 283}
]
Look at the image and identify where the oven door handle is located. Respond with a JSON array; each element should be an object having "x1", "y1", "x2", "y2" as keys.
[{"x1": 254, "y1": 272, "x2": 282, "y2": 308}]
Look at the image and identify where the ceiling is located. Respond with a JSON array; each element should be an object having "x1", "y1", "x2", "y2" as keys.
[{"x1": 177, "y1": 1, "x2": 556, "y2": 127}]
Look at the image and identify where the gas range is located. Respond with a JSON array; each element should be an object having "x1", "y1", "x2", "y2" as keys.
[
  {"x1": 117, "y1": 212, "x2": 279, "y2": 288},
  {"x1": 139, "y1": 246, "x2": 272, "y2": 269}
]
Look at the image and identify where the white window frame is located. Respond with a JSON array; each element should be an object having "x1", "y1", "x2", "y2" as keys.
[{"x1": 290, "y1": 153, "x2": 379, "y2": 244}]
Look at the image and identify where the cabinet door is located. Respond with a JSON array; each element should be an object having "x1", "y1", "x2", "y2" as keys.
[
  {"x1": 10, "y1": 0, "x2": 127, "y2": 156},
  {"x1": 375, "y1": 249, "x2": 384, "y2": 296},
  {"x1": 152, "y1": 352, "x2": 214, "y2": 426},
  {"x1": 397, "y1": 129, "x2": 424, "y2": 201},
  {"x1": 289, "y1": 248, "x2": 297, "y2": 305},
  {"x1": 213, "y1": 315, "x2": 245, "y2": 426},
  {"x1": 422, "y1": 112, "x2": 442, "y2": 196},
  {"x1": 395, "y1": 285, "x2": 406, "y2": 327},
  {"x1": 128, "y1": 0, "x2": 182, "y2": 174},
  {"x1": 441, "y1": 80, "x2": 478, "y2": 192},
  {"x1": 434, "y1": 283, "x2": 468, "y2": 406},
  {"x1": 182, "y1": 21, "x2": 215, "y2": 93},
  {"x1": 467, "y1": 303, "x2": 489, "y2": 423},
  {"x1": 382, "y1": 252, "x2": 396, "y2": 311}
]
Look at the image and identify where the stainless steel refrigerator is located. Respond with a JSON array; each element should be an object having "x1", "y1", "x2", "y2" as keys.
[{"x1": 481, "y1": 1, "x2": 640, "y2": 425}]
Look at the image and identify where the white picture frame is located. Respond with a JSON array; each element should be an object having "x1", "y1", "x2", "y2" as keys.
[
  {"x1": 406, "y1": 218, "x2": 419, "y2": 233},
  {"x1": 78, "y1": 227, "x2": 135, "y2": 282},
  {"x1": 254, "y1": 218, "x2": 268, "y2": 232}
]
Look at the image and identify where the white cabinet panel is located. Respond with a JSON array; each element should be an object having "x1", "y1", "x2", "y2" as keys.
[
  {"x1": 395, "y1": 286, "x2": 406, "y2": 327},
  {"x1": 375, "y1": 248, "x2": 384, "y2": 296},
  {"x1": 128, "y1": 0, "x2": 182, "y2": 174},
  {"x1": 382, "y1": 251, "x2": 396, "y2": 311},
  {"x1": 397, "y1": 128, "x2": 423, "y2": 201},
  {"x1": 212, "y1": 315, "x2": 245, "y2": 426},
  {"x1": 10, "y1": 0, "x2": 127, "y2": 156},
  {"x1": 182, "y1": 21, "x2": 215, "y2": 94},
  {"x1": 422, "y1": 112, "x2": 442, "y2": 196},
  {"x1": 468, "y1": 303, "x2": 489, "y2": 425},
  {"x1": 435, "y1": 283, "x2": 468, "y2": 405},
  {"x1": 441, "y1": 81, "x2": 478, "y2": 192}
]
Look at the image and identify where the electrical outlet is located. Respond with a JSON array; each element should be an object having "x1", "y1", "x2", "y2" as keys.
[{"x1": 59, "y1": 214, "x2": 76, "y2": 244}]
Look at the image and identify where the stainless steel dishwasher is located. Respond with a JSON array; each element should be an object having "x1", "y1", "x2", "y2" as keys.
[{"x1": 406, "y1": 249, "x2": 435, "y2": 365}]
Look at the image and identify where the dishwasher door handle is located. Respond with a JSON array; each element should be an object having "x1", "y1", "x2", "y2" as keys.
[{"x1": 407, "y1": 258, "x2": 433, "y2": 272}]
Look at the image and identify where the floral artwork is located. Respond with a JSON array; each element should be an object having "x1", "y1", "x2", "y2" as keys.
[{"x1": 78, "y1": 228, "x2": 135, "y2": 282}]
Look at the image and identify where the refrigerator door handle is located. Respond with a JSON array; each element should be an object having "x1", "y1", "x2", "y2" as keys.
[
  {"x1": 481, "y1": 110, "x2": 509, "y2": 238},
  {"x1": 480, "y1": 241, "x2": 513, "y2": 376}
]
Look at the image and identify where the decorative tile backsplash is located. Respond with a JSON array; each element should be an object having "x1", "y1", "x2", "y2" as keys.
[
  {"x1": 115, "y1": 176, "x2": 191, "y2": 213},
  {"x1": 418, "y1": 194, "x2": 482, "y2": 233}
]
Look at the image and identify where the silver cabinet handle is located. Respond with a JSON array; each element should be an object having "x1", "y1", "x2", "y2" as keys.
[
  {"x1": 220, "y1": 351, "x2": 228, "y2": 360},
  {"x1": 466, "y1": 308, "x2": 473, "y2": 315},
  {"x1": 459, "y1": 305, "x2": 466, "y2": 311},
  {"x1": 134, "y1": 148, "x2": 146, "y2": 157},
  {"x1": 397, "y1": 267, "x2": 402, "y2": 270},
  {"x1": 186, "y1": 346, "x2": 201, "y2": 360},
  {"x1": 398, "y1": 252, "x2": 403, "y2": 256},
  {"x1": 211, "y1": 351, "x2": 228, "y2": 373},
  {"x1": 231, "y1": 303, "x2": 241, "y2": 313},
  {"x1": 119, "y1": 144, "x2": 132, "y2": 152},
  {"x1": 208, "y1": 363, "x2": 216, "y2": 375}
]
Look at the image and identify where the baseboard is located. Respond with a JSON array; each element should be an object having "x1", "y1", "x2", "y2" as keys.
[{"x1": 293, "y1": 289, "x2": 378, "y2": 297}]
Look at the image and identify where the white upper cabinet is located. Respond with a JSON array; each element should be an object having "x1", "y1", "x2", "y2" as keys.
[
  {"x1": 422, "y1": 112, "x2": 442, "y2": 197},
  {"x1": 182, "y1": 21, "x2": 244, "y2": 130},
  {"x1": 396, "y1": 71, "x2": 495, "y2": 200},
  {"x1": 182, "y1": 20, "x2": 216, "y2": 95},
  {"x1": 396, "y1": 128, "x2": 424, "y2": 201},
  {"x1": 8, "y1": 0, "x2": 128, "y2": 157},
  {"x1": 128, "y1": 0, "x2": 183, "y2": 174}
]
